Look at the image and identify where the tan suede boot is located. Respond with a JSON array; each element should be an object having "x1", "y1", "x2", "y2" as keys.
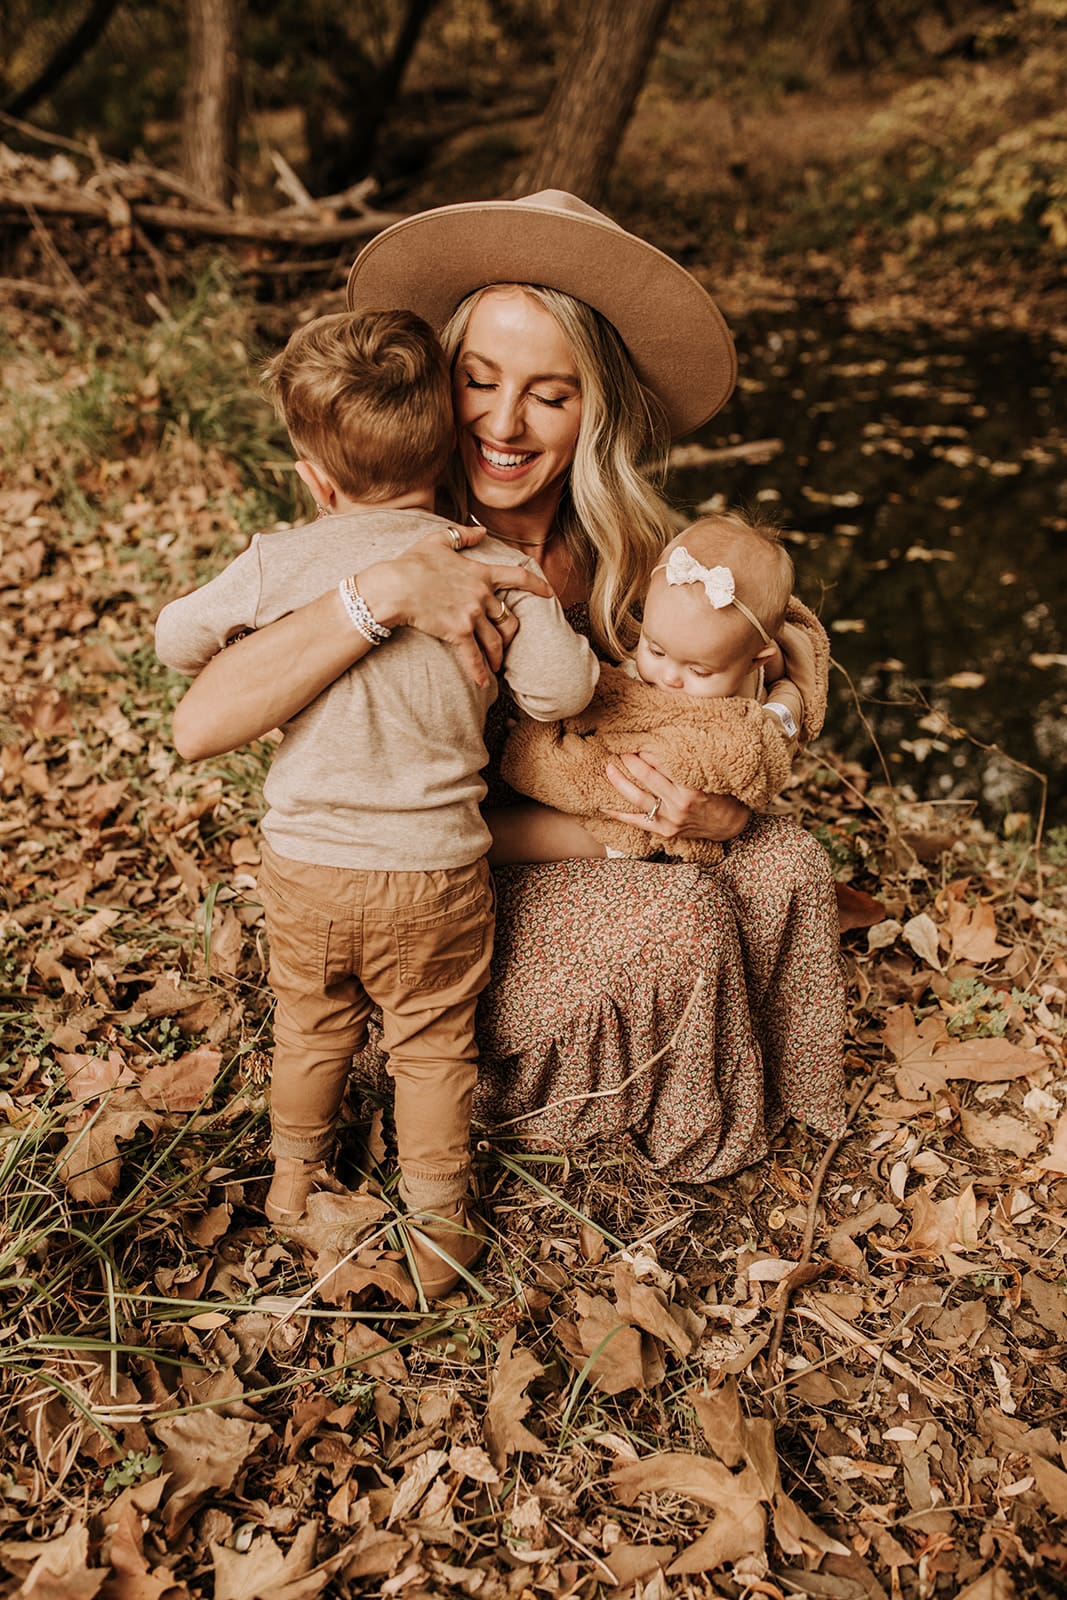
[
  {"x1": 404, "y1": 1199, "x2": 486, "y2": 1299},
  {"x1": 265, "y1": 1156, "x2": 335, "y2": 1225}
]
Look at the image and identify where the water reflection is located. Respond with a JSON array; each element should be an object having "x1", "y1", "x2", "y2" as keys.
[{"x1": 668, "y1": 312, "x2": 1066, "y2": 824}]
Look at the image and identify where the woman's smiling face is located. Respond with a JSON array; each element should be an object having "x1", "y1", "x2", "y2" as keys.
[{"x1": 452, "y1": 286, "x2": 582, "y2": 540}]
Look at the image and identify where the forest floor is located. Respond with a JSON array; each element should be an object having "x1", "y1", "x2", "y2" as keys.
[{"x1": 0, "y1": 60, "x2": 1066, "y2": 1599}]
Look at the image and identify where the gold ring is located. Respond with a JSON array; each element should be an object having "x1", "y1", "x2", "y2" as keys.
[
  {"x1": 446, "y1": 526, "x2": 463, "y2": 552},
  {"x1": 491, "y1": 601, "x2": 510, "y2": 624},
  {"x1": 646, "y1": 798, "x2": 662, "y2": 822}
]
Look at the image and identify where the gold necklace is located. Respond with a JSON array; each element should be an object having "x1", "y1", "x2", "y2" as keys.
[{"x1": 468, "y1": 516, "x2": 556, "y2": 552}]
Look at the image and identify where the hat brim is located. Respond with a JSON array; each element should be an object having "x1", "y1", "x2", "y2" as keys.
[{"x1": 346, "y1": 198, "x2": 736, "y2": 438}]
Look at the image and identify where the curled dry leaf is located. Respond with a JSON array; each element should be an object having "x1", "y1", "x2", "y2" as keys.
[
  {"x1": 557, "y1": 1289, "x2": 658, "y2": 1394},
  {"x1": 835, "y1": 882, "x2": 887, "y2": 932},
  {"x1": 903, "y1": 912, "x2": 943, "y2": 971}
]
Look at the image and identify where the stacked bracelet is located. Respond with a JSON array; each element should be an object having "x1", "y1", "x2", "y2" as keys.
[{"x1": 338, "y1": 575, "x2": 391, "y2": 646}]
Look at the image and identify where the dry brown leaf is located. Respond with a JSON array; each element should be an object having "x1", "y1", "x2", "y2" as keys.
[
  {"x1": 56, "y1": 1049, "x2": 137, "y2": 1103},
  {"x1": 483, "y1": 1328, "x2": 547, "y2": 1468},
  {"x1": 903, "y1": 912, "x2": 942, "y2": 970},
  {"x1": 835, "y1": 882, "x2": 887, "y2": 932},
  {"x1": 956, "y1": 1572, "x2": 1018, "y2": 1600},
  {"x1": 945, "y1": 886, "x2": 1013, "y2": 964},
  {"x1": 211, "y1": 1524, "x2": 328, "y2": 1600},
  {"x1": 613, "y1": 1261, "x2": 694, "y2": 1357},
  {"x1": 1022, "y1": 1272, "x2": 1067, "y2": 1339},
  {"x1": 154, "y1": 1412, "x2": 272, "y2": 1539},
  {"x1": 275, "y1": 1191, "x2": 414, "y2": 1307},
  {"x1": 139, "y1": 1047, "x2": 221, "y2": 1112},
  {"x1": 827, "y1": 1203, "x2": 901, "y2": 1273},
  {"x1": 1039, "y1": 1111, "x2": 1067, "y2": 1175},
  {"x1": 558, "y1": 1290, "x2": 658, "y2": 1394},
  {"x1": 14, "y1": 1524, "x2": 104, "y2": 1600},
  {"x1": 58, "y1": 1095, "x2": 162, "y2": 1204},
  {"x1": 448, "y1": 1445, "x2": 500, "y2": 1486},
  {"x1": 959, "y1": 1107, "x2": 1040, "y2": 1158},
  {"x1": 1030, "y1": 1451, "x2": 1067, "y2": 1518},
  {"x1": 602, "y1": 1543, "x2": 676, "y2": 1586},
  {"x1": 387, "y1": 1449, "x2": 449, "y2": 1526},
  {"x1": 612, "y1": 1456, "x2": 767, "y2": 1573},
  {"x1": 905, "y1": 1183, "x2": 985, "y2": 1268},
  {"x1": 772, "y1": 1490, "x2": 850, "y2": 1560},
  {"x1": 332, "y1": 1322, "x2": 408, "y2": 1383},
  {"x1": 690, "y1": 1379, "x2": 747, "y2": 1468},
  {"x1": 883, "y1": 1005, "x2": 1043, "y2": 1097}
]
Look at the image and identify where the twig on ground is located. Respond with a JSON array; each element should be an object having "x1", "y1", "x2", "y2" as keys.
[{"x1": 763, "y1": 1064, "x2": 881, "y2": 1412}]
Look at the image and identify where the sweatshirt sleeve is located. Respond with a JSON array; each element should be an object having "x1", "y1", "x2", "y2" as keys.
[
  {"x1": 498, "y1": 585, "x2": 600, "y2": 721},
  {"x1": 154, "y1": 540, "x2": 266, "y2": 676}
]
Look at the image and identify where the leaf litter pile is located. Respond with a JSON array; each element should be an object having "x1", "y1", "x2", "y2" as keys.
[{"x1": 1, "y1": 288, "x2": 1066, "y2": 1600}]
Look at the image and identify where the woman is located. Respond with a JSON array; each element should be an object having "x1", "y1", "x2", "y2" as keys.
[{"x1": 173, "y1": 191, "x2": 846, "y2": 1182}]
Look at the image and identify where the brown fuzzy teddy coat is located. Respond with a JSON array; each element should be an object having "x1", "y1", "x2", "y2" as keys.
[{"x1": 500, "y1": 596, "x2": 830, "y2": 866}]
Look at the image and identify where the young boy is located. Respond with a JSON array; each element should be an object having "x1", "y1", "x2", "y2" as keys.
[
  {"x1": 155, "y1": 310, "x2": 599, "y2": 1297},
  {"x1": 493, "y1": 511, "x2": 826, "y2": 867}
]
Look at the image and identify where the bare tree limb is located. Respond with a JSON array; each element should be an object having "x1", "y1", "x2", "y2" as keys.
[{"x1": 3, "y1": 0, "x2": 122, "y2": 118}]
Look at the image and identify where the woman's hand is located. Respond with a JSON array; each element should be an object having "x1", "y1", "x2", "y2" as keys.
[
  {"x1": 358, "y1": 523, "x2": 547, "y2": 686},
  {"x1": 172, "y1": 524, "x2": 551, "y2": 760},
  {"x1": 601, "y1": 750, "x2": 751, "y2": 843}
]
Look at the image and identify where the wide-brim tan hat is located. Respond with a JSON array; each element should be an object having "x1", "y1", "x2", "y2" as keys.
[{"x1": 346, "y1": 189, "x2": 736, "y2": 438}]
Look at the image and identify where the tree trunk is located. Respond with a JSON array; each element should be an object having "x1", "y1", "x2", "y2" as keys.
[
  {"x1": 517, "y1": 0, "x2": 673, "y2": 206},
  {"x1": 182, "y1": 0, "x2": 242, "y2": 206}
]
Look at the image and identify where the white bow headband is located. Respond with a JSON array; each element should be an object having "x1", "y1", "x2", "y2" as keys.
[{"x1": 652, "y1": 546, "x2": 773, "y2": 646}]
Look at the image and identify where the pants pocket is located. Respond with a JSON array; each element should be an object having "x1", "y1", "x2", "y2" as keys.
[
  {"x1": 394, "y1": 878, "x2": 494, "y2": 992},
  {"x1": 260, "y1": 876, "x2": 333, "y2": 992}
]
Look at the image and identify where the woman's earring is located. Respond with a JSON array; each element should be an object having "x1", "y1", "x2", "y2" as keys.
[{"x1": 315, "y1": 503, "x2": 329, "y2": 519}]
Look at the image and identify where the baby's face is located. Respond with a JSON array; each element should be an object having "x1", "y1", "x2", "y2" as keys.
[{"x1": 635, "y1": 580, "x2": 758, "y2": 698}]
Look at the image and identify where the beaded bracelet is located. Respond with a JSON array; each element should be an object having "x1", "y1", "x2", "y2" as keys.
[{"x1": 338, "y1": 574, "x2": 391, "y2": 646}]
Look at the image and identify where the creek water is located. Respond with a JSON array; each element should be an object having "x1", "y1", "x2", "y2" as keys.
[{"x1": 667, "y1": 309, "x2": 1066, "y2": 827}]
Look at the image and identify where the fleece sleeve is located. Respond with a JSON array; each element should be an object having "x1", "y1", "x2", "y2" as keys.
[{"x1": 154, "y1": 540, "x2": 266, "y2": 677}]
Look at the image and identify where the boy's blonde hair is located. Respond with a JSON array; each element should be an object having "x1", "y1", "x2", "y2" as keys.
[
  {"x1": 263, "y1": 310, "x2": 454, "y2": 502},
  {"x1": 661, "y1": 511, "x2": 795, "y2": 638}
]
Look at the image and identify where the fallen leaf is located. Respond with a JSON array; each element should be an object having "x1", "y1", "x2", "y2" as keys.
[
  {"x1": 154, "y1": 1412, "x2": 272, "y2": 1538},
  {"x1": 211, "y1": 1523, "x2": 328, "y2": 1600},
  {"x1": 1029, "y1": 1452, "x2": 1067, "y2": 1518},
  {"x1": 14, "y1": 1523, "x2": 104, "y2": 1599},
  {"x1": 139, "y1": 1047, "x2": 221, "y2": 1111},
  {"x1": 945, "y1": 887, "x2": 1012, "y2": 963},
  {"x1": 1039, "y1": 1112, "x2": 1067, "y2": 1175},
  {"x1": 959, "y1": 1107, "x2": 1040, "y2": 1159},
  {"x1": 903, "y1": 912, "x2": 942, "y2": 970},
  {"x1": 484, "y1": 1329, "x2": 547, "y2": 1468},
  {"x1": 835, "y1": 883, "x2": 887, "y2": 932}
]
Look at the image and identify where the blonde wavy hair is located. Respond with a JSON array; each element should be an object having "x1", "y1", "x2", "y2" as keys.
[{"x1": 439, "y1": 284, "x2": 676, "y2": 658}]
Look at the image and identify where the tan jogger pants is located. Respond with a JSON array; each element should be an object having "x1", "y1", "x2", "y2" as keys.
[{"x1": 258, "y1": 842, "x2": 495, "y2": 1207}]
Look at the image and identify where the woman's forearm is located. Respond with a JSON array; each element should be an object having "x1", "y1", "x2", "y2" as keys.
[
  {"x1": 170, "y1": 525, "x2": 553, "y2": 761},
  {"x1": 172, "y1": 586, "x2": 369, "y2": 759}
]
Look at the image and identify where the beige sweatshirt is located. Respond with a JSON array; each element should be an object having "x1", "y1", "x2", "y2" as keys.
[{"x1": 155, "y1": 509, "x2": 600, "y2": 870}]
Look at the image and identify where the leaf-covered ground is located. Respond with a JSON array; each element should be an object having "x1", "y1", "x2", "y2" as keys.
[{"x1": 1, "y1": 287, "x2": 1066, "y2": 1600}]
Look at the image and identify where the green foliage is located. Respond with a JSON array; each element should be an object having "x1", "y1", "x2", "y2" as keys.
[
  {"x1": 0, "y1": 263, "x2": 302, "y2": 538},
  {"x1": 775, "y1": 4, "x2": 1067, "y2": 261},
  {"x1": 103, "y1": 1450, "x2": 162, "y2": 1495}
]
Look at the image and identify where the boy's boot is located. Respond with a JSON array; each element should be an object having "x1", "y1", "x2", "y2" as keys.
[
  {"x1": 400, "y1": 1173, "x2": 486, "y2": 1299},
  {"x1": 265, "y1": 1154, "x2": 340, "y2": 1225}
]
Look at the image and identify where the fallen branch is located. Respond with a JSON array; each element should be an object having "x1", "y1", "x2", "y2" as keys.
[{"x1": 0, "y1": 181, "x2": 402, "y2": 246}]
